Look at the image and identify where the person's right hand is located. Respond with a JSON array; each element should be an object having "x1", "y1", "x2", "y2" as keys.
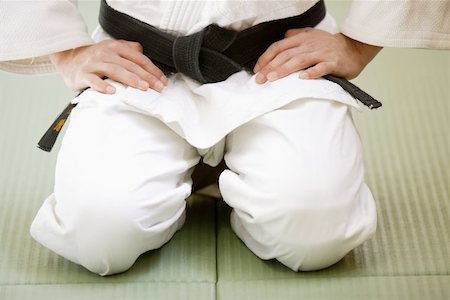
[{"x1": 49, "y1": 39, "x2": 169, "y2": 94}]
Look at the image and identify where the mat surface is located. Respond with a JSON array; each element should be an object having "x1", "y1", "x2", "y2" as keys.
[{"x1": 0, "y1": 1, "x2": 448, "y2": 299}]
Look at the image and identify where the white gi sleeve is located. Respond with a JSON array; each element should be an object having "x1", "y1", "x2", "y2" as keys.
[
  {"x1": 341, "y1": 0, "x2": 450, "y2": 49},
  {"x1": 0, "y1": 0, "x2": 95, "y2": 74}
]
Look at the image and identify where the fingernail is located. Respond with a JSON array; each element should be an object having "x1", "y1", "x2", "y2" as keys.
[
  {"x1": 106, "y1": 86, "x2": 115, "y2": 94},
  {"x1": 138, "y1": 80, "x2": 149, "y2": 90},
  {"x1": 253, "y1": 64, "x2": 260, "y2": 73},
  {"x1": 298, "y1": 71, "x2": 309, "y2": 80},
  {"x1": 267, "y1": 71, "x2": 278, "y2": 81},
  {"x1": 155, "y1": 81, "x2": 164, "y2": 92},
  {"x1": 160, "y1": 75, "x2": 168, "y2": 85},
  {"x1": 255, "y1": 73, "x2": 266, "y2": 84}
]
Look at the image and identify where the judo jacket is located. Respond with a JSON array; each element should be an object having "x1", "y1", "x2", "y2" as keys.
[{"x1": 0, "y1": 0, "x2": 449, "y2": 74}]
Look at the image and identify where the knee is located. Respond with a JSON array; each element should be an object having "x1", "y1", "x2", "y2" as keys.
[
  {"x1": 71, "y1": 201, "x2": 146, "y2": 275},
  {"x1": 243, "y1": 198, "x2": 375, "y2": 271},
  {"x1": 270, "y1": 211, "x2": 364, "y2": 271},
  {"x1": 224, "y1": 167, "x2": 376, "y2": 271},
  {"x1": 39, "y1": 185, "x2": 186, "y2": 276},
  {"x1": 81, "y1": 189, "x2": 187, "y2": 275}
]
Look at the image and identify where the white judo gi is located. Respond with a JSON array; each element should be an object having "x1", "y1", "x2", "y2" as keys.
[{"x1": 1, "y1": 1, "x2": 448, "y2": 276}]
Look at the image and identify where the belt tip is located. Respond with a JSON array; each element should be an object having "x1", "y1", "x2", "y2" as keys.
[{"x1": 37, "y1": 144, "x2": 52, "y2": 152}]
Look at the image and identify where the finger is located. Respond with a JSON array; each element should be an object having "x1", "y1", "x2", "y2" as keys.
[
  {"x1": 82, "y1": 73, "x2": 116, "y2": 94},
  {"x1": 93, "y1": 62, "x2": 153, "y2": 91},
  {"x1": 266, "y1": 53, "x2": 320, "y2": 81},
  {"x1": 105, "y1": 54, "x2": 165, "y2": 91},
  {"x1": 114, "y1": 41, "x2": 168, "y2": 85},
  {"x1": 119, "y1": 40, "x2": 143, "y2": 53},
  {"x1": 299, "y1": 61, "x2": 335, "y2": 80},
  {"x1": 253, "y1": 33, "x2": 309, "y2": 73},
  {"x1": 257, "y1": 47, "x2": 315, "y2": 79}
]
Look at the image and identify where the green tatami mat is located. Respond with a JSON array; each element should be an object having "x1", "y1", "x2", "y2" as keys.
[
  {"x1": 216, "y1": 49, "x2": 449, "y2": 298},
  {"x1": 0, "y1": 283, "x2": 214, "y2": 300},
  {"x1": 217, "y1": 276, "x2": 450, "y2": 300}
]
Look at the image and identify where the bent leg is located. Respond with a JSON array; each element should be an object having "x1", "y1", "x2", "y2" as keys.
[
  {"x1": 30, "y1": 83, "x2": 200, "y2": 275},
  {"x1": 219, "y1": 99, "x2": 377, "y2": 271}
]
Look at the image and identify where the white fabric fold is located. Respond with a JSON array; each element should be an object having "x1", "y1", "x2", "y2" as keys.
[{"x1": 112, "y1": 70, "x2": 361, "y2": 150}]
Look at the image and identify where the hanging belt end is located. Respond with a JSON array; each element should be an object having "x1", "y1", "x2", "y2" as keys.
[
  {"x1": 36, "y1": 102, "x2": 77, "y2": 153},
  {"x1": 368, "y1": 102, "x2": 382, "y2": 110},
  {"x1": 37, "y1": 143, "x2": 52, "y2": 152},
  {"x1": 37, "y1": 124, "x2": 64, "y2": 152}
]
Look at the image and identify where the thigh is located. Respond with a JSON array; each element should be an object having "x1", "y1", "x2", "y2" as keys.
[
  {"x1": 54, "y1": 81, "x2": 201, "y2": 222},
  {"x1": 221, "y1": 98, "x2": 364, "y2": 200}
]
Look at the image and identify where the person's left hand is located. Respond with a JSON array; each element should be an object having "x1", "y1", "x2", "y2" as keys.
[{"x1": 253, "y1": 28, "x2": 382, "y2": 84}]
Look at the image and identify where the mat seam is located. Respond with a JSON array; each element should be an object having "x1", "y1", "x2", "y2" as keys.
[
  {"x1": 0, "y1": 280, "x2": 216, "y2": 287},
  {"x1": 214, "y1": 199, "x2": 219, "y2": 300},
  {"x1": 215, "y1": 273, "x2": 450, "y2": 283}
]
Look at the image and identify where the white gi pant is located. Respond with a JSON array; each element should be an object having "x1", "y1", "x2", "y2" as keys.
[{"x1": 30, "y1": 76, "x2": 377, "y2": 276}]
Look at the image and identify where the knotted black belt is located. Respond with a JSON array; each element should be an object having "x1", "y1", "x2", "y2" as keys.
[
  {"x1": 99, "y1": 0, "x2": 329, "y2": 84},
  {"x1": 37, "y1": 0, "x2": 381, "y2": 152}
]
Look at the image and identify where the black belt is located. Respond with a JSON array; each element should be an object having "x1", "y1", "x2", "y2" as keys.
[
  {"x1": 99, "y1": 0, "x2": 328, "y2": 83},
  {"x1": 37, "y1": 0, "x2": 381, "y2": 152}
]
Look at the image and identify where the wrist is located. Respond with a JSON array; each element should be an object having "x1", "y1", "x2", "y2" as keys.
[
  {"x1": 338, "y1": 33, "x2": 382, "y2": 67},
  {"x1": 49, "y1": 48, "x2": 74, "y2": 68}
]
